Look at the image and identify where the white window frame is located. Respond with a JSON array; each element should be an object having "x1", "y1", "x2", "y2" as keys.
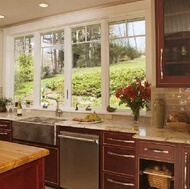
[{"x1": 2, "y1": 0, "x2": 154, "y2": 113}]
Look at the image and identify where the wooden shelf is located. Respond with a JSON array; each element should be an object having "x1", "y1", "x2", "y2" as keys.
[{"x1": 165, "y1": 61, "x2": 190, "y2": 65}]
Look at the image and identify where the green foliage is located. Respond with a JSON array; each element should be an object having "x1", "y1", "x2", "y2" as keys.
[
  {"x1": 109, "y1": 42, "x2": 141, "y2": 64},
  {"x1": 14, "y1": 53, "x2": 34, "y2": 92}
]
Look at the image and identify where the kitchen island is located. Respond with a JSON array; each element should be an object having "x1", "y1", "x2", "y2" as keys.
[{"x1": 0, "y1": 141, "x2": 49, "y2": 189}]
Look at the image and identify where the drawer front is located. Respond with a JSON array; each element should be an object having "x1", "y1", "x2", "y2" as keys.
[
  {"x1": 0, "y1": 131, "x2": 12, "y2": 141},
  {"x1": 138, "y1": 141, "x2": 175, "y2": 160},
  {"x1": 104, "y1": 146, "x2": 135, "y2": 176},
  {"x1": 104, "y1": 173, "x2": 135, "y2": 189},
  {"x1": 0, "y1": 120, "x2": 12, "y2": 130},
  {"x1": 103, "y1": 132, "x2": 135, "y2": 148}
]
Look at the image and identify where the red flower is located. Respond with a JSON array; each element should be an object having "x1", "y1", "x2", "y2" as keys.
[{"x1": 115, "y1": 80, "x2": 151, "y2": 111}]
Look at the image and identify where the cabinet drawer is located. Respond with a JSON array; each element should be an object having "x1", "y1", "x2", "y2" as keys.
[
  {"x1": 104, "y1": 146, "x2": 135, "y2": 176},
  {"x1": 138, "y1": 141, "x2": 175, "y2": 160},
  {"x1": 0, "y1": 120, "x2": 12, "y2": 130},
  {"x1": 103, "y1": 132, "x2": 135, "y2": 148},
  {"x1": 0, "y1": 131, "x2": 12, "y2": 141},
  {"x1": 104, "y1": 173, "x2": 135, "y2": 189}
]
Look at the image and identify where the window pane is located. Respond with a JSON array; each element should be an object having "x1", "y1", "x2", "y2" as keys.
[
  {"x1": 72, "y1": 25, "x2": 101, "y2": 108},
  {"x1": 127, "y1": 19, "x2": 145, "y2": 36},
  {"x1": 53, "y1": 30, "x2": 64, "y2": 45},
  {"x1": 14, "y1": 36, "x2": 34, "y2": 104},
  {"x1": 41, "y1": 47, "x2": 64, "y2": 107},
  {"x1": 72, "y1": 27, "x2": 85, "y2": 43},
  {"x1": 87, "y1": 25, "x2": 101, "y2": 41},
  {"x1": 41, "y1": 32, "x2": 53, "y2": 47},
  {"x1": 109, "y1": 21, "x2": 126, "y2": 38},
  {"x1": 109, "y1": 19, "x2": 146, "y2": 110}
]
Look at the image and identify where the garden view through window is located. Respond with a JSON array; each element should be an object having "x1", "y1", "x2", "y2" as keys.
[
  {"x1": 109, "y1": 18, "x2": 146, "y2": 109},
  {"x1": 14, "y1": 17, "x2": 146, "y2": 110}
]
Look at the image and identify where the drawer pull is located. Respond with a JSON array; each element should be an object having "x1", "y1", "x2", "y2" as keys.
[
  {"x1": 160, "y1": 48, "x2": 163, "y2": 79},
  {"x1": 0, "y1": 124, "x2": 8, "y2": 127},
  {"x1": 144, "y1": 147, "x2": 169, "y2": 154},
  {"x1": 108, "y1": 151, "x2": 135, "y2": 158},
  {"x1": 0, "y1": 132, "x2": 8, "y2": 135},
  {"x1": 184, "y1": 152, "x2": 187, "y2": 189},
  {"x1": 107, "y1": 137, "x2": 135, "y2": 143},
  {"x1": 107, "y1": 178, "x2": 134, "y2": 187}
]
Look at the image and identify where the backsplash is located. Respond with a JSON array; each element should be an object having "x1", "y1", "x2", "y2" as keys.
[{"x1": 151, "y1": 87, "x2": 190, "y2": 124}]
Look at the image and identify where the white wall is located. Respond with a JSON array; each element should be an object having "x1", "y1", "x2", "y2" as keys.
[{"x1": 0, "y1": 30, "x2": 3, "y2": 88}]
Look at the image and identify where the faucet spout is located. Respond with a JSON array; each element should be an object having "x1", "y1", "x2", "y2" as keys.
[{"x1": 44, "y1": 96, "x2": 63, "y2": 117}]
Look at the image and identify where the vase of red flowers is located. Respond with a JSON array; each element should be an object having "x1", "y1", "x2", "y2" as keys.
[{"x1": 115, "y1": 80, "x2": 151, "y2": 124}]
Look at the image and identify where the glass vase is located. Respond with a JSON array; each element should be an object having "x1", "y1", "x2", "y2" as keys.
[{"x1": 132, "y1": 107, "x2": 140, "y2": 125}]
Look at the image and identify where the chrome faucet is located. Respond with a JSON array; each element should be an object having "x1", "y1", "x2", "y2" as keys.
[{"x1": 44, "y1": 96, "x2": 63, "y2": 117}]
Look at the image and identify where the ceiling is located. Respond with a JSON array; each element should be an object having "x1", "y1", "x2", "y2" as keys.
[{"x1": 0, "y1": 0, "x2": 141, "y2": 28}]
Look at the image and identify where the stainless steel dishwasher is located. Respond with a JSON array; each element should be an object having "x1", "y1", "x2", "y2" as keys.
[{"x1": 58, "y1": 131, "x2": 99, "y2": 189}]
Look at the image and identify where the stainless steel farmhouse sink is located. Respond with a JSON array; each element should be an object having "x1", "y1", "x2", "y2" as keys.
[{"x1": 13, "y1": 117, "x2": 67, "y2": 145}]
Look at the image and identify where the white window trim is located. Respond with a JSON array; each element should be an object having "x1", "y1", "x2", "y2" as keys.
[{"x1": 2, "y1": 0, "x2": 154, "y2": 113}]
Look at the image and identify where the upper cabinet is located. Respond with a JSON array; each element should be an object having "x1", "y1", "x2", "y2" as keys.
[{"x1": 155, "y1": 0, "x2": 190, "y2": 87}]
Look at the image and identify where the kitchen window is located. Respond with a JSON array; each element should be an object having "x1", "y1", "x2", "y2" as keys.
[
  {"x1": 71, "y1": 24, "x2": 101, "y2": 108},
  {"x1": 14, "y1": 35, "x2": 34, "y2": 102},
  {"x1": 109, "y1": 18, "x2": 146, "y2": 109},
  {"x1": 7, "y1": 1, "x2": 151, "y2": 112},
  {"x1": 41, "y1": 30, "x2": 64, "y2": 107}
]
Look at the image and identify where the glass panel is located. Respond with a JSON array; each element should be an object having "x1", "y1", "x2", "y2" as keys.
[
  {"x1": 87, "y1": 25, "x2": 101, "y2": 41},
  {"x1": 109, "y1": 21, "x2": 126, "y2": 39},
  {"x1": 127, "y1": 19, "x2": 145, "y2": 36},
  {"x1": 109, "y1": 19, "x2": 146, "y2": 109},
  {"x1": 164, "y1": 0, "x2": 190, "y2": 76},
  {"x1": 72, "y1": 27, "x2": 85, "y2": 43},
  {"x1": 72, "y1": 39, "x2": 101, "y2": 108},
  {"x1": 14, "y1": 36, "x2": 34, "y2": 104},
  {"x1": 53, "y1": 30, "x2": 64, "y2": 45},
  {"x1": 15, "y1": 37, "x2": 24, "y2": 54},
  {"x1": 25, "y1": 35, "x2": 34, "y2": 50},
  {"x1": 41, "y1": 32, "x2": 53, "y2": 47},
  {"x1": 41, "y1": 47, "x2": 64, "y2": 107}
]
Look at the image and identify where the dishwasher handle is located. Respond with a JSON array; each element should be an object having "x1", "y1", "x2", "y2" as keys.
[{"x1": 58, "y1": 134, "x2": 99, "y2": 144}]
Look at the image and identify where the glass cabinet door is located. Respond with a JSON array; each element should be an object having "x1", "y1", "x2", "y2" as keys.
[{"x1": 156, "y1": 0, "x2": 190, "y2": 87}]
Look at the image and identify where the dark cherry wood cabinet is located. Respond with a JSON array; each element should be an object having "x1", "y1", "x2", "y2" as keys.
[
  {"x1": 13, "y1": 140, "x2": 59, "y2": 188},
  {"x1": 0, "y1": 119, "x2": 12, "y2": 142},
  {"x1": 0, "y1": 158, "x2": 46, "y2": 189},
  {"x1": 136, "y1": 139, "x2": 182, "y2": 189},
  {"x1": 155, "y1": 0, "x2": 190, "y2": 87},
  {"x1": 102, "y1": 131, "x2": 136, "y2": 189}
]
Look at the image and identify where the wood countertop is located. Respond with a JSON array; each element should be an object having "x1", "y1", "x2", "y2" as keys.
[{"x1": 0, "y1": 141, "x2": 49, "y2": 174}]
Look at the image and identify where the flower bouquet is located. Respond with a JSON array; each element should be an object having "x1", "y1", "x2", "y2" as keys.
[{"x1": 115, "y1": 80, "x2": 151, "y2": 123}]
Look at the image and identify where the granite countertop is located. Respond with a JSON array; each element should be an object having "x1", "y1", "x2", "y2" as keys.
[
  {"x1": 1, "y1": 112, "x2": 190, "y2": 145},
  {"x1": 55, "y1": 120, "x2": 190, "y2": 144},
  {"x1": 0, "y1": 141, "x2": 49, "y2": 174}
]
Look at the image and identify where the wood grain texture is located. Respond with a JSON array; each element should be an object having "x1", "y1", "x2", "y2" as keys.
[{"x1": 0, "y1": 141, "x2": 49, "y2": 174}]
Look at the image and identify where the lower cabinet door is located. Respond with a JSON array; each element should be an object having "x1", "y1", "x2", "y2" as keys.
[
  {"x1": 0, "y1": 131, "x2": 11, "y2": 141},
  {"x1": 104, "y1": 146, "x2": 135, "y2": 176},
  {"x1": 104, "y1": 173, "x2": 135, "y2": 189}
]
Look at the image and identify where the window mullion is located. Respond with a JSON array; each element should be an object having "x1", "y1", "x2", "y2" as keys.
[
  {"x1": 33, "y1": 32, "x2": 41, "y2": 107},
  {"x1": 101, "y1": 20, "x2": 109, "y2": 110},
  {"x1": 64, "y1": 26, "x2": 72, "y2": 108}
]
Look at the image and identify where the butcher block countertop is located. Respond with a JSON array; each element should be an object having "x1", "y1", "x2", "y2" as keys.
[{"x1": 0, "y1": 141, "x2": 49, "y2": 174}]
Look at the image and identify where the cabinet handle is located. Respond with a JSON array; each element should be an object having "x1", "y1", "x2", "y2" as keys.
[
  {"x1": 107, "y1": 137, "x2": 135, "y2": 143},
  {"x1": 144, "y1": 147, "x2": 169, "y2": 154},
  {"x1": 160, "y1": 48, "x2": 163, "y2": 79},
  {"x1": 0, "y1": 124, "x2": 8, "y2": 127},
  {"x1": 0, "y1": 132, "x2": 8, "y2": 135},
  {"x1": 107, "y1": 178, "x2": 134, "y2": 187},
  {"x1": 108, "y1": 151, "x2": 135, "y2": 158},
  {"x1": 184, "y1": 152, "x2": 188, "y2": 189}
]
